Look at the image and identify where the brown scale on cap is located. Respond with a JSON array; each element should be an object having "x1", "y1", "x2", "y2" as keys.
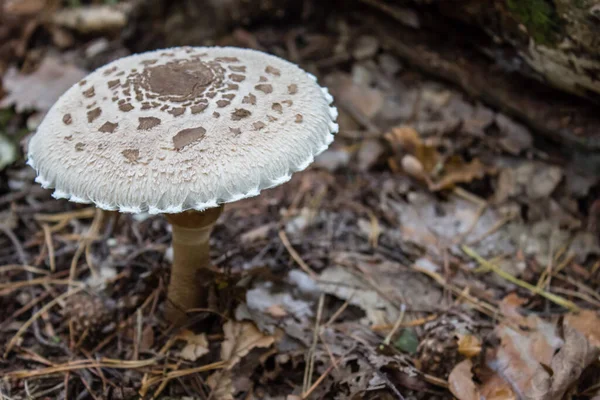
[
  {"x1": 63, "y1": 113, "x2": 72, "y2": 125},
  {"x1": 119, "y1": 103, "x2": 134, "y2": 112},
  {"x1": 230, "y1": 66, "x2": 246, "y2": 73},
  {"x1": 272, "y1": 103, "x2": 282, "y2": 114},
  {"x1": 282, "y1": 100, "x2": 293, "y2": 107},
  {"x1": 122, "y1": 149, "x2": 140, "y2": 162},
  {"x1": 75, "y1": 142, "x2": 86, "y2": 151},
  {"x1": 99, "y1": 121, "x2": 118, "y2": 133},
  {"x1": 288, "y1": 84, "x2": 298, "y2": 94},
  {"x1": 253, "y1": 121, "x2": 266, "y2": 130},
  {"x1": 169, "y1": 107, "x2": 186, "y2": 117},
  {"x1": 107, "y1": 80, "x2": 120, "y2": 89},
  {"x1": 83, "y1": 87, "x2": 95, "y2": 98},
  {"x1": 222, "y1": 94, "x2": 235, "y2": 100},
  {"x1": 259, "y1": 76, "x2": 268, "y2": 83},
  {"x1": 87, "y1": 107, "x2": 102, "y2": 123},
  {"x1": 243, "y1": 93, "x2": 257, "y2": 105},
  {"x1": 230, "y1": 74, "x2": 246, "y2": 82},
  {"x1": 173, "y1": 126, "x2": 206, "y2": 150},
  {"x1": 255, "y1": 84, "x2": 273, "y2": 94},
  {"x1": 138, "y1": 117, "x2": 161, "y2": 130},
  {"x1": 229, "y1": 127, "x2": 241, "y2": 135},
  {"x1": 231, "y1": 108, "x2": 251, "y2": 121},
  {"x1": 103, "y1": 66, "x2": 118, "y2": 76},
  {"x1": 191, "y1": 104, "x2": 208, "y2": 114},
  {"x1": 215, "y1": 57, "x2": 240, "y2": 63},
  {"x1": 265, "y1": 66, "x2": 281, "y2": 76},
  {"x1": 216, "y1": 100, "x2": 230, "y2": 108},
  {"x1": 295, "y1": 114, "x2": 304, "y2": 123},
  {"x1": 213, "y1": 112, "x2": 220, "y2": 118}
]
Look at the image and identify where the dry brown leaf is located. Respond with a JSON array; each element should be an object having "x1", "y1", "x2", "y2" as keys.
[
  {"x1": 536, "y1": 323, "x2": 600, "y2": 400},
  {"x1": 448, "y1": 359, "x2": 480, "y2": 400},
  {"x1": 492, "y1": 295, "x2": 563, "y2": 398},
  {"x1": 480, "y1": 374, "x2": 517, "y2": 400},
  {"x1": 0, "y1": 56, "x2": 87, "y2": 113},
  {"x1": 221, "y1": 321, "x2": 274, "y2": 369},
  {"x1": 457, "y1": 334, "x2": 482, "y2": 358},
  {"x1": 207, "y1": 371, "x2": 234, "y2": 400},
  {"x1": 385, "y1": 126, "x2": 439, "y2": 173},
  {"x1": 177, "y1": 330, "x2": 209, "y2": 362},
  {"x1": 324, "y1": 73, "x2": 384, "y2": 118},
  {"x1": 492, "y1": 296, "x2": 600, "y2": 399},
  {"x1": 429, "y1": 157, "x2": 487, "y2": 191},
  {"x1": 385, "y1": 126, "x2": 487, "y2": 191},
  {"x1": 564, "y1": 310, "x2": 600, "y2": 348}
]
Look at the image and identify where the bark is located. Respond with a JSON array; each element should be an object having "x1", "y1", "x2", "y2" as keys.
[{"x1": 358, "y1": 0, "x2": 600, "y2": 154}]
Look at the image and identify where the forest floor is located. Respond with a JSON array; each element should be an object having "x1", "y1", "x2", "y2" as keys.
[{"x1": 0, "y1": 1, "x2": 599, "y2": 399}]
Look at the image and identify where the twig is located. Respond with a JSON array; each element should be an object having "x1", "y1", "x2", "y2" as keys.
[
  {"x1": 41, "y1": 223, "x2": 56, "y2": 272},
  {"x1": 279, "y1": 230, "x2": 317, "y2": 279},
  {"x1": 139, "y1": 361, "x2": 227, "y2": 394},
  {"x1": 383, "y1": 304, "x2": 406, "y2": 345},
  {"x1": 5, "y1": 357, "x2": 159, "y2": 379},
  {"x1": 303, "y1": 293, "x2": 325, "y2": 393},
  {"x1": 5, "y1": 287, "x2": 84, "y2": 357},
  {"x1": 301, "y1": 358, "x2": 339, "y2": 399},
  {"x1": 325, "y1": 295, "x2": 353, "y2": 326}
]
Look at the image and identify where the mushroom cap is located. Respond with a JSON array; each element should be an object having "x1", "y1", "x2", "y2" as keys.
[{"x1": 27, "y1": 47, "x2": 338, "y2": 214}]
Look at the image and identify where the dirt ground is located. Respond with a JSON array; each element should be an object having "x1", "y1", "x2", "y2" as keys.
[{"x1": 0, "y1": 1, "x2": 599, "y2": 399}]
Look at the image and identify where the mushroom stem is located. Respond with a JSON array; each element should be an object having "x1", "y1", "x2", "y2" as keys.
[{"x1": 165, "y1": 205, "x2": 224, "y2": 324}]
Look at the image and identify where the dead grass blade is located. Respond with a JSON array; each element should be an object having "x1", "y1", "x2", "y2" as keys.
[{"x1": 462, "y1": 246, "x2": 580, "y2": 312}]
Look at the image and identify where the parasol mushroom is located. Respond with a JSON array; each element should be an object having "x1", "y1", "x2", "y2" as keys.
[{"x1": 27, "y1": 46, "x2": 338, "y2": 324}]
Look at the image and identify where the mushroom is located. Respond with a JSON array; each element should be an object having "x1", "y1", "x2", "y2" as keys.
[{"x1": 27, "y1": 47, "x2": 338, "y2": 324}]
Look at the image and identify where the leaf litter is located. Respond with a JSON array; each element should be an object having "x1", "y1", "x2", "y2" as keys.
[{"x1": 1, "y1": 3, "x2": 600, "y2": 400}]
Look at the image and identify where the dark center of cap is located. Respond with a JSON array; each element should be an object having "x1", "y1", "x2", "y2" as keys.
[{"x1": 144, "y1": 61, "x2": 215, "y2": 97}]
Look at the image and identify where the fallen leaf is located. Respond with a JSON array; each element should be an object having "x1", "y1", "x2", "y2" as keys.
[
  {"x1": 491, "y1": 320, "x2": 562, "y2": 397},
  {"x1": 429, "y1": 156, "x2": 487, "y2": 191},
  {"x1": 495, "y1": 161, "x2": 563, "y2": 203},
  {"x1": 479, "y1": 373, "x2": 517, "y2": 400},
  {"x1": 207, "y1": 371, "x2": 234, "y2": 400},
  {"x1": 177, "y1": 330, "x2": 209, "y2": 362},
  {"x1": 318, "y1": 265, "x2": 397, "y2": 326},
  {"x1": 221, "y1": 321, "x2": 274, "y2": 369},
  {"x1": 564, "y1": 310, "x2": 600, "y2": 347},
  {"x1": 457, "y1": 334, "x2": 482, "y2": 358},
  {"x1": 0, "y1": 56, "x2": 87, "y2": 113},
  {"x1": 490, "y1": 295, "x2": 600, "y2": 399},
  {"x1": 385, "y1": 126, "x2": 488, "y2": 191},
  {"x1": 448, "y1": 359, "x2": 480, "y2": 400},
  {"x1": 324, "y1": 72, "x2": 384, "y2": 118},
  {"x1": 523, "y1": 322, "x2": 600, "y2": 400}
]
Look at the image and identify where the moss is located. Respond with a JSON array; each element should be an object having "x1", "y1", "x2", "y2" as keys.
[{"x1": 507, "y1": 0, "x2": 562, "y2": 45}]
